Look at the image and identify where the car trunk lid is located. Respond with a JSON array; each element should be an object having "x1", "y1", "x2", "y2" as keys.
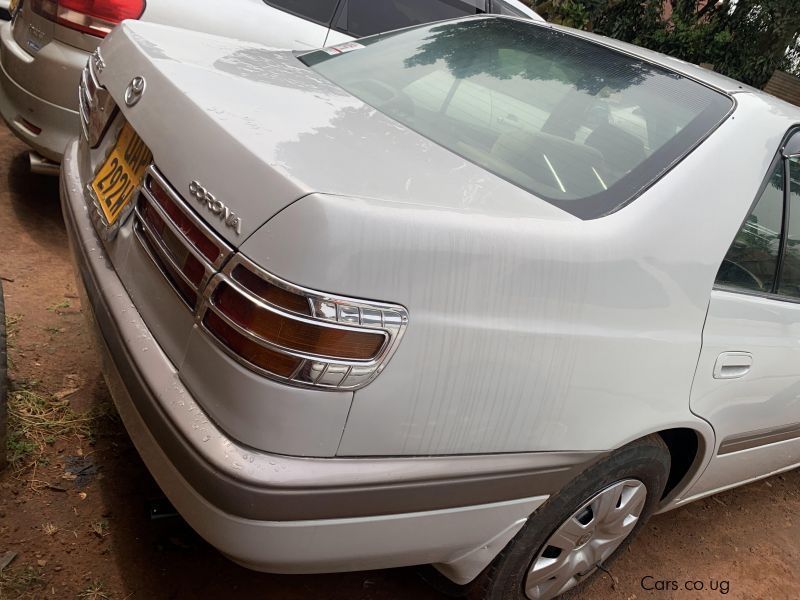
[{"x1": 96, "y1": 21, "x2": 569, "y2": 246}]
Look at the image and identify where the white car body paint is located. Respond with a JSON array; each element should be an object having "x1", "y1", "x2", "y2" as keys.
[{"x1": 58, "y1": 13, "x2": 800, "y2": 589}]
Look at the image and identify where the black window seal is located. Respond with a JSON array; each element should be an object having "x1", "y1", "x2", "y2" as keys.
[
  {"x1": 774, "y1": 155, "x2": 792, "y2": 294},
  {"x1": 713, "y1": 125, "x2": 800, "y2": 302},
  {"x1": 262, "y1": 0, "x2": 343, "y2": 27}
]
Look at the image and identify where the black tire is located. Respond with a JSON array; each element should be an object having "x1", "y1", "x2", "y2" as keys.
[
  {"x1": 465, "y1": 435, "x2": 670, "y2": 600},
  {"x1": 0, "y1": 280, "x2": 7, "y2": 472}
]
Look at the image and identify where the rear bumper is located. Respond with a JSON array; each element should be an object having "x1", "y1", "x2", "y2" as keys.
[
  {"x1": 59, "y1": 138, "x2": 597, "y2": 580},
  {"x1": 0, "y1": 20, "x2": 84, "y2": 161}
]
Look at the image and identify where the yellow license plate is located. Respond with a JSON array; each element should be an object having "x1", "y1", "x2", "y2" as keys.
[{"x1": 91, "y1": 123, "x2": 152, "y2": 226}]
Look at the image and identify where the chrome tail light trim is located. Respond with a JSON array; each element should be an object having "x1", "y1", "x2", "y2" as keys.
[
  {"x1": 132, "y1": 166, "x2": 233, "y2": 312},
  {"x1": 197, "y1": 255, "x2": 409, "y2": 391},
  {"x1": 125, "y1": 165, "x2": 407, "y2": 392}
]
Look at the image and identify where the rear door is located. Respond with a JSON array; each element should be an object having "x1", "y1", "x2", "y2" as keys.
[{"x1": 689, "y1": 131, "x2": 800, "y2": 498}]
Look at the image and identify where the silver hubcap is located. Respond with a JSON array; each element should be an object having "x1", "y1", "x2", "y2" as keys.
[{"x1": 524, "y1": 479, "x2": 647, "y2": 600}]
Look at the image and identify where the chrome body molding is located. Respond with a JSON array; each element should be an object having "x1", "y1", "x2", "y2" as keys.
[{"x1": 717, "y1": 422, "x2": 800, "y2": 456}]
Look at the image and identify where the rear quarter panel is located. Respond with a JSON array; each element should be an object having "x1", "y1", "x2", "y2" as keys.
[{"x1": 243, "y1": 93, "x2": 795, "y2": 457}]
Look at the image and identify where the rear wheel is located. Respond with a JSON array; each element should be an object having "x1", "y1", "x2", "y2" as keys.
[
  {"x1": 0, "y1": 280, "x2": 7, "y2": 472},
  {"x1": 467, "y1": 435, "x2": 670, "y2": 600}
]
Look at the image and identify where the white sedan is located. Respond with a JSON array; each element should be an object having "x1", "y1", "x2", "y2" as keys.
[
  {"x1": 61, "y1": 13, "x2": 800, "y2": 600},
  {"x1": 0, "y1": 0, "x2": 541, "y2": 169}
]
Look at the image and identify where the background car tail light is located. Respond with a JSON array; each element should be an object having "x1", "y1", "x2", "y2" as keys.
[
  {"x1": 78, "y1": 50, "x2": 116, "y2": 148},
  {"x1": 200, "y1": 257, "x2": 408, "y2": 390},
  {"x1": 31, "y1": 0, "x2": 146, "y2": 37}
]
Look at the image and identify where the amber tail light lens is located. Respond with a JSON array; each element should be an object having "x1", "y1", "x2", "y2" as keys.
[
  {"x1": 204, "y1": 312, "x2": 302, "y2": 378},
  {"x1": 211, "y1": 282, "x2": 386, "y2": 361},
  {"x1": 200, "y1": 257, "x2": 408, "y2": 390}
]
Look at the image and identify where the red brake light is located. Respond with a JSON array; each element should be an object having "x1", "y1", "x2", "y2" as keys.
[{"x1": 31, "y1": 0, "x2": 146, "y2": 38}]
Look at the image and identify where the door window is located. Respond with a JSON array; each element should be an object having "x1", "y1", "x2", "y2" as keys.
[{"x1": 716, "y1": 161, "x2": 784, "y2": 293}]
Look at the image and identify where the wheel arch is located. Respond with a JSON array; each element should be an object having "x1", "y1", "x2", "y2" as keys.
[{"x1": 652, "y1": 426, "x2": 714, "y2": 511}]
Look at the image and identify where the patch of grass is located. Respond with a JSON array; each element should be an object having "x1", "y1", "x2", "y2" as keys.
[
  {"x1": 78, "y1": 581, "x2": 111, "y2": 600},
  {"x1": 5, "y1": 385, "x2": 94, "y2": 473},
  {"x1": 46, "y1": 299, "x2": 71, "y2": 312},
  {"x1": 4, "y1": 313, "x2": 22, "y2": 371},
  {"x1": 41, "y1": 522, "x2": 58, "y2": 536},
  {"x1": 90, "y1": 520, "x2": 109, "y2": 539},
  {"x1": 0, "y1": 566, "x2": 43, "y2": 599}
]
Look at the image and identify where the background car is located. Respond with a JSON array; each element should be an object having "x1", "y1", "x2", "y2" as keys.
[
  {"x1": 60, "y1": 12, "x2": 800, "y2": 600},
  {"x1": 0, "y1": 0, "x2": 541, "y2": 172}
]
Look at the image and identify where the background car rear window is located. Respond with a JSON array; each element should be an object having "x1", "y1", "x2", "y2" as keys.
[
  {"x1": 264, "y1": 0, "x2": 339, "y2": 26},
  {"x1": 337, "y1": 0, "x2": 486, "y2": 38},
  {"x1": 302, "y1": 18, "x2": 733, "y2": 219}
]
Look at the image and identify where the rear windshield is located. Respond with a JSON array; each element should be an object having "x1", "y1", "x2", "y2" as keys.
[{"x1": 301, "y1": 18, "x2": 733, "y2": 219}]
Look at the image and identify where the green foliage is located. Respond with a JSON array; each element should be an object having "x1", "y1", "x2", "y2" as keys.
[{"x1": 531, "y1": 0, "x2": 800, "y2": 89}]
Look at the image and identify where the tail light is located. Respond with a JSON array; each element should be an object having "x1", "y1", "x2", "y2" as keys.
[
  {"x1": 129, "y1": 165, "x2": 408, "y2": 391},
  {"x1": 200, "y1": 256, "x2": 408, "y2": 390},
  {"x1": 134, "y1": 168, "x2": 231, "y2": 310},
  {"x1": 78, "y1": 49, "x2": 116, "y2": 148},
  {"x1": 30, "y1": 0, "x2": 146, "y2": 37}
]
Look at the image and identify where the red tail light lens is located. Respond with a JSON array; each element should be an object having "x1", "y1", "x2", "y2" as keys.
[
  {"x1": 134, "y1": 168, "x2": 231, "y2": 311},
  {"x1": 31, "y1": 0, "x2": 146, "y2": 37},
  {"x1": 146, "y1": 177, "x2": 224, "y2": 265}
]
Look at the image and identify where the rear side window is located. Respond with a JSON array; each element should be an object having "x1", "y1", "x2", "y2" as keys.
[
  {"x1": 715, "y1": 142, "x2": 800, "y2": 301},
  {"x1": 716, "y1": 162, "x2": 784, "y2": 294},
  {"x1": 264, "y1": 0, "x2": 340, "y2": 26},
  {"x1": 302, "y1": 18, "x2": 733, "y2": 219},
  {"x1": 336, "y1": 0, "x2": 486, "y2": 38}
]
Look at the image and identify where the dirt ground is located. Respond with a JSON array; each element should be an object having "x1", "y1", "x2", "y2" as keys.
[{"x1": 1, "y1": 122, "x2": 800, "y2": 600}]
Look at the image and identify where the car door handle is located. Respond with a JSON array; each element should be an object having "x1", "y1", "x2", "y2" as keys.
[{"x1": 713, "y1": 352, "x2": 753, "y2": 379}]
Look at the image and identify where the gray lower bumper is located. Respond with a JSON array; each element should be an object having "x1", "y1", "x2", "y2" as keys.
[{"x1": 59, "y1": 138, "x2": 597, "y2": 579}]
